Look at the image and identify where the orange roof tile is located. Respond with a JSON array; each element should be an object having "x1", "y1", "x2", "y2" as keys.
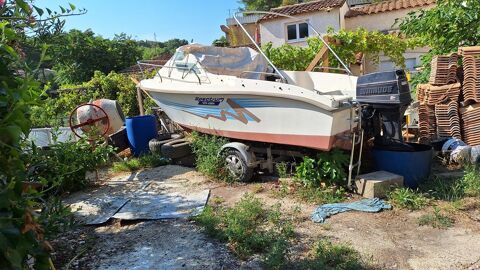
[
  {"x1": 345, "y1": 0, "x2": 435, "y2": 18},
  {"x1": 260, "y1": 0, "x2": 347, "y2": 21}
]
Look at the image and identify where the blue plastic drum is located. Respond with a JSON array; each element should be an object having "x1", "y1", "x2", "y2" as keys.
[
  {"x1": 125, "y1": 115, "x2": 157, "y2": 156},
  {"x1": 372, "y1": 143, "x2": 433, "y2": 189}
]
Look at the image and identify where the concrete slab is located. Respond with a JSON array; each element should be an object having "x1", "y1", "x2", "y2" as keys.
[{"x1": 355, "y1": 171, "x2": 404, "y2": 198}]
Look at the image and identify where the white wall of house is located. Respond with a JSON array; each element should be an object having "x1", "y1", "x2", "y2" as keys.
[
  {"x1": 344, "y1": 5, "x2": 434, "y2": 32},
  {"x1": 260, "y1": 4, "x2": 348, "y2": 48},
  {"x1": 345, "y1": 5, "x2": 435, "y2": 74}
]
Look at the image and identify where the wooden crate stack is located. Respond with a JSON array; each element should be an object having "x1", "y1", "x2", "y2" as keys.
[{"x1": 418, "y1": 53, "x2": 461, "y2": 143}]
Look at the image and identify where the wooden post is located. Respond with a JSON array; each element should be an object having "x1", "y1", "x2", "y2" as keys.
[
  {"x1": 137, "y1": 86, "x2": 144, "y2": 116},
  {"x1": 306, "y1": 46, "x2": 329, "y2": 72}
]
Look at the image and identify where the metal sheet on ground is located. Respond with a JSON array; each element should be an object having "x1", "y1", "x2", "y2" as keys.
[
  {"x1": 69, "y1": 196, "x2": 129, "y2": 225},
  {"x1": 112, "y1": 190, "x2": 210, "y2": 220}
]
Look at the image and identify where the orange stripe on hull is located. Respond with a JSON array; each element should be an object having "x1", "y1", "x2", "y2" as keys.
[{"x1": 181, "y1": 124, "x2": 351, "y2": 151}]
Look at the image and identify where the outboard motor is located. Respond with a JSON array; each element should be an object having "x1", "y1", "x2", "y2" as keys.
[{"x1": 355, "y1": 70, "x2": 412, "y2": 150}]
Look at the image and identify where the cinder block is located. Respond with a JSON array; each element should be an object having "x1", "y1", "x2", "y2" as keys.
[{"x1": 355, "y1": 171, "x2": 404, "y2": 198}]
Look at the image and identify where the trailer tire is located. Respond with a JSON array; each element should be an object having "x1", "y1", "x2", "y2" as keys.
[
  {"x1": 224, "y1": 148, "x2": 253, "y2": 182},
  {"x1": 161, "y1": 139, "x2": 192, "y2": 159}
]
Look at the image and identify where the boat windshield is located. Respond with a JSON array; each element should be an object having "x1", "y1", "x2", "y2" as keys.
[{"x1": 172, "y1": 44, "x2": 269, "y2": 80}]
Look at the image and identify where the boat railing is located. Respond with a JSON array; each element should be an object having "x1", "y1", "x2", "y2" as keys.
[
  {"x1": 233, "y1": 11, "x2": 353, "y2": 82},
  {"x1": 136, "y1": 61, "x2": 203, "y2": 85},
  {"x1": 239, "y1": 71, "x2": 287, "y2": 83}
]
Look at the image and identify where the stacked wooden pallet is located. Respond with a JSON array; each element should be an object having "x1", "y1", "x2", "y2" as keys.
[{"x1": 459, "y1": 47, "x2": 480, "y2": 145}]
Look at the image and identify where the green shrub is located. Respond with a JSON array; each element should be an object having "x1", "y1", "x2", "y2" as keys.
[
  {"x1": 462, "y1": 166, "x2": 480, "y2": 197},
  {"x1": 195, "y1": 194, "x2": 294, "y2": 268},
  {"x1": 300, "y1": 240, "x2": 368, "y2": 270},
  {"x1": 418, "y1": 207, "x2": 454, "y2": 229},
  {"x1": 295, "y1": 149, "x2": 349, "y2": 188},
  {"x1": 24, "y1": 140, "x2": 114, "y2": 194},
  {"x1": 112, "y1": 153, "x2": 169, "y2": 172},
  {"x1": 190, "y1": 132, "x2": 230, "y2": 181},
  {"x1": 275, "y1": 162, "x2": 289, "y2": 178},
  {"x1": 31, "y1": 71, "x2": 157, "y2": 128},
  {"x1": 388, "y1": 188, "x2": 429, "y2": 210}
]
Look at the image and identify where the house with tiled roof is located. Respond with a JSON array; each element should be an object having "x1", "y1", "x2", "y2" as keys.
[
  {"x1": 222, "y1": 0, "x2": 435, "y2": 74},
  {"x1": 259, "y1": 0, "x2": 349, "y2": 48}
]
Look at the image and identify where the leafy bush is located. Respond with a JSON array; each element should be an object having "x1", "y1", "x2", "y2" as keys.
[
  {"x1": 30, "y1": 71, "x2": 155, "y2": 127},
  {"x1": 195, "y1": 194, "x2": 294, "y2": 268},
  {"x1": 387, "y1": 188, "x2": 429, "y2": 210},
  {"x1": 24, "y1": 140, "x2": 114, "y2": 194},
  {"x1": 190, "y1": 132, "x2": 230, "y2": 181},
  {"x1": 462, "y1": 166, "x2": 480, "y2": 197},
  {"x1": 300, "y1": 240, "x2": 368, "y2": 270},
  {"x1": 263, "y1": 29, "x2": 419, "y2": 72},
  {"x1": 399, "y1": 0, "x2": 480, "y2": 88},
  {"x1": 263, "y1": 38, "x2": 323, "y2": 71},
  {"x1": 112, "y1": 153, "x2": 169, "y2": 172},
  {"x1": 295, "y1": 149, "x2": 349, "y2": 188},
  {"x1": 418, "y1": 207, "x2": 454, "y2": 229},
  {"x1": 275, "y1": 162, "x2": 289, "y2": 178}
]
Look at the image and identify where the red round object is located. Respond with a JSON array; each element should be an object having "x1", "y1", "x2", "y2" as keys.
[{"x1": 69, "y1": 103, "x2": 110, "y2": 141}]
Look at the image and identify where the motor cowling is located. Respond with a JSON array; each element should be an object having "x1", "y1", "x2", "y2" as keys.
[{"x1": 355, "y1": 70, "x2": 412, "y2": 148}]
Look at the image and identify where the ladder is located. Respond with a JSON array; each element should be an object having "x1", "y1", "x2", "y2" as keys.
[{"x1": 347, "y1": 104, "x2": 364, "y2": 189}]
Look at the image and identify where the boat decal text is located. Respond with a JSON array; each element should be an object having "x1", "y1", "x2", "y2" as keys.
[
  {"x1": 185, "y1": 98, "x2": 260, "y2": 124},
  {"x1": 195, "y1": 97, "x2": 224, "y2": 106}
]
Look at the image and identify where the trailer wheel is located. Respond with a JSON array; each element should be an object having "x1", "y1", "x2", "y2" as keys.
[
  {"x1": 224, "y1": 148, "x2": 253, "y2": 182},
  {"x1": 149, "y1": 137, "x2": 176, "y2": 154}
]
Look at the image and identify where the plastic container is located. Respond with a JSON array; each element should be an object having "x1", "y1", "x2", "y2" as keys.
[
  {"x1": 125, "y1": 115, "x2": 157, "y2": 156},
  {"x1": 372, "y1": 143, "x2": 433, "y2": 189}
]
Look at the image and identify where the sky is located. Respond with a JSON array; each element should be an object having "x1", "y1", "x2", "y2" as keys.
[{"x1": 41, "y1": 0, "x2": 242, "y2": 44}]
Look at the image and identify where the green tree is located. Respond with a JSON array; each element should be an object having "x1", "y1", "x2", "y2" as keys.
[
  {"x1": 212, "y1": 36, "x2": 229, "y2": 47},
  {"x1": 49, "y1": 29, "x2": 142, "y2": 84},
  {"x1": 239, "y1": 0, "x2": 282, "y2": 11},
  {"x1": 399, "y1": 0, "x2": 480, "y2": 86},
  {"x1": 0, "y1": 1, "x2": 86, "y2": 268}
]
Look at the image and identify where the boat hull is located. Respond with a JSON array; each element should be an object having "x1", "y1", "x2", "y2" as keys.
[{"x1": 147, "y1": 92, "x2": 352, "y2": 151}]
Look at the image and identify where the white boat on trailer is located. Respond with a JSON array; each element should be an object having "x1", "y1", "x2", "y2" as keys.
[{"x1": 138, "y1": 11, "x2": 412, "y2": 183}]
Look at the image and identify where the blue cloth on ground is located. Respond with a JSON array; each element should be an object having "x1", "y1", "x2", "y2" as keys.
[{"x1": 311, "y1": 198, "x2": 392, "y2": 223}]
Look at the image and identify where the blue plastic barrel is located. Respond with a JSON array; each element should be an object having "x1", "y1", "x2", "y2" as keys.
[
  {"x1": 372, "y1": 143, "x2": 433, "y2": 189},
  {"x1": 125, "y1": 115, "x2": 157, "y2": 156}
]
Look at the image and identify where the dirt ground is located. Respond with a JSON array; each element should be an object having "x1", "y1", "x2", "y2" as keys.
[{"x1": 52, "y1": 165, "x2": 480, "y2": 270}]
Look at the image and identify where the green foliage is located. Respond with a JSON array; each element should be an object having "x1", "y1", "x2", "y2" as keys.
[
  {"x1": 190, "y1": 131, "x2": 230, "y2": 181},
  {"x1": 275, "y1": 162, "x2": 289, "y2": 178},
  {"x1": 263, "y1": 29, "x2": 418, "y2": 72},
  {"x1": 138, "y1": 38, "x2": 188, "y2": 60},
  {"x1": 387, "y1": 188, "x2": 429, "y2": 210},
  {"x1": 461, "y1": 166, "x2": 480, "y2": 197},
  {"x1": 418, "y1": 207, "x2": 454, "y2": 229},
  {"x1": 30, "y1": 71, "x2": 147, "y2": 127},
  {"x1": 263, "y1": 38, "x2": 323, "y2": 71},
  {"x1": 327, "y1": 28, "x2": 421, "y2": 70},
  {"x1": 399, "y1": 0, "x2": 480, "y2": 86},
  {"x1": 24, "y1": 140, "x2": 114, "y2": 194},
  {"x1": 421, "y1": 166, "x2": 480, "y2": 201},
  {"x1": 212, "y1": 36, "x2": 229, "y2": 47},
  {"x1": 300, "y1": 240, "x2": 368, "y2": 270},
  {"x1": 112, "y1": 153, "x2": 169, "y2": 172},
  {"x1": 0, "y1": 1, "x2": 88, "y2": 268},
  {"x1": 239, "y1": 0, "x2": 282, "y2": 11},
  {"x1": 46, "y1": 30, "x2": 142, "y2": 84},
  {"x1": 295, "y1": 149, "x2": 349, "y2": 188},
  {"x1": 195, "y1": 194, "x2": 294, "y2": 268}
]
